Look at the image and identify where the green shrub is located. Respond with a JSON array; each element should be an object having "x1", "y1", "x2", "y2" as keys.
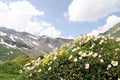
[{"x1": 18, "y1": 36, "x2": 120, "y2": 80}]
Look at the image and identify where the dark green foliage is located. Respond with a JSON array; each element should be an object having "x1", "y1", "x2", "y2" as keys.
[{"x1": 17, "y1": 36, "x2": 120, "y2": 80}]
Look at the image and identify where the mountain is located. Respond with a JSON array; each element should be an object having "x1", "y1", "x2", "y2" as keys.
[
  {"x1": 101, "y1": 22, "x2": 120, "y2": 38},
  {"x1": 0, "y1": 27, "x2": 72, "y2": 58},
  {"x1": 0, "y1": 44, "x2": 25, "y2": 62}
]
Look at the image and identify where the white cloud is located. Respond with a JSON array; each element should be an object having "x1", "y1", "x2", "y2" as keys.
[
  {"x1": 68, "y1": 0, "x2": 120, "y2": 22},
  {"x1": 0, "y1": 1, "x2": 61, "y2": 38},
  {"x1": 40, "y1": 26, "x2": 61, "y2": 38},
  {"x1": 89, "y1": 15, "x2": 120, "y2": 35}
]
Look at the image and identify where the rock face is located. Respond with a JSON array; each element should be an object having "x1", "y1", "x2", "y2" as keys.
[
  {"x1": 0, "y1": 27, "x2": 72, "y2": 58},
  {"x1": 100, "y1": 22, "x2": 120, "y2": 38}
]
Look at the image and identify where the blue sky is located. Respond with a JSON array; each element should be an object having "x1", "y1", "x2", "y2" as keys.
[{"x1": 1, "y1": 0, "x2": 120, "y2": 38}]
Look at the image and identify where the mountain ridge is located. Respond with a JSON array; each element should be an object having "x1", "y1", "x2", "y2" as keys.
[
  {"x1": 100, "y1": 22, "x2": 120, "y2": 38},
  {"x1": 0, "y1": 27, "x2": 72, "y2": 58}
]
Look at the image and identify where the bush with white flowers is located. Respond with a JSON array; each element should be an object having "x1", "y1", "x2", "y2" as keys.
[{"x1": 17, "y1": 35, "x2": 120, "y2": 80}]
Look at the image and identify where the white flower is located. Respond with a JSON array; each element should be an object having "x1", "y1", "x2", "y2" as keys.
[
  {"x1": 92, "y1": 53, "x2": 98, "y2": 58},
  {"x1": 118, "y1": 78, "x2": 120, "y2": 80},
  {"x1": 85, "y1": 63, "x2": 90, "y2": 69},
  {"x1": 26, "y1": 66, "x2": 31, "y2": 70},
  {"x1": 100, "y1": 59, "x2": 104, "y2": 63},
  {"x1": 29, "y1": 73, "x2": 32, "y2": 77},
  {"x1": 36, "y1": 57, "x2": 41, "y2": 62},
  {"x1": 72, "y1": 48, "x2": 77, "y2": 52},
  {"x1": 99, "y1": 40, "x2": 104, "y2": 45},
  {"x1": 74, "y1": 58, "x2": 77, "y2": 62},
  {"x1": 78, "y1": 51, "x2": 82, "y2": 55},
  {"x1": 81, "y1": 52, "x2": 87, "y2": 57},
  {"x1": 111, "y1": 61, "x2": 118, "y2": 66},
  {"x1": 25, "y1": 63, "x2": 31, "y2": 67},
  {"x1": 116, "y1": 38, "x2": 120, "y2": 42},
  {"x1": 109, "y1": 37, "x2": 114, "y2": 39},
  {"x1": 69, "y1": 55, "x2": 73, "y2": 60},
  {"x1": 53, "y1": 56, "x2": 57, "y2": 60},
  {"x1": 90, "y1": 43, "x2": 95, "y2": 49},
  {"x1": 79, "y1": 57, "x2": 82, "y2": 60},
  {"x1": 115, "y1": 48, "x2": 119, "y2": 51},
  {"x1": 87, "y1": 51, "x2": 93, "y2": 56},
  {"x1": 107, "y1": 64, "x2": 112, "y2": 68},
  {"x1": 98, "y1": 55, "x2": 102, "y2": 58},
  {"x1": 77, "y1": 47, "x2": 80, "y2": 50},
  {"x1": 30, "y1": 66, "x2": 35, "y2": 70},
  {"x1": 48, "y1": 67, "x2": 52, "y2": 71},
  {"x1": 38, "y1": 69, "x2": 41, "y2": 72}
]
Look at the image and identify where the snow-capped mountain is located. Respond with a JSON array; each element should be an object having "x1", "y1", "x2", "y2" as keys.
[{"x1": 0, "y1": 27, "x2": 72, "y2": 58}]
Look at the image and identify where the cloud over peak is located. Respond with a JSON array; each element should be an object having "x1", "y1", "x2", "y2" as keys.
[
  {"x1": 89, "y1": 15, "x2": 120, "y2": 35},
  {"x1": 68, "y1": 0, "x2": 120, "y2": 22},
  {"x1": 0, "y1": 1, "x2": 61, "y2": 38}
]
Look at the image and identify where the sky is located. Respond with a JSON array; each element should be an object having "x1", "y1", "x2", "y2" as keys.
[{"x1": 0, "y1": 0, "x2": 120, "y2": 38}]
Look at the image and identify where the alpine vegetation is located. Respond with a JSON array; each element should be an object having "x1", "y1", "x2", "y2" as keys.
[{"x1": 17, "y1": 35, "x2": 120, "y2": 80}]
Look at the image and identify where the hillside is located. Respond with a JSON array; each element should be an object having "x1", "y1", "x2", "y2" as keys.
[
  {"x1": 17, "y1": 35, "x2": 120, "y2": 80},
  {"x1": 0, "y1": 44, "x2": 25, "y2": 62},
  {"x1": 0, "y1": 54, "x2": 31, "y2": 80},
  {"x1": 101, "y1": 22, "x2": 120, "y2": 38},
  {"x1": 0, "y1": 27, "x2": 72, "y2": 58}
]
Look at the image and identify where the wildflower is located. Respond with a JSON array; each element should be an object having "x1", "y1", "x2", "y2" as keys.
[
  {"x1": 118, "y1": 78, "x2": 120, "y2": 80},
  {"x1": 78, "y1": 51, "x2": 82, "y2": 55},
  {"x1": 85, "y1": 63, "x2": 90, "y2": 69},
  {"x1": 107, "y1": 64, "x2": 112, "y2": 68},
  {"x1": 26, "y1": 66, "x2": 31, "y2": 70},
  {"x1": 48, "y1": 62, "x2": 51, "y2": 65},
  {"x1": 38, "y1": 69, "x2": 41, "y2": 72},
  {"x1": 43, "y1": 58, "x2": 49, "y2": 64},
  {"x1": 53, "y1": 56, "x2": 57, "y2": 60},
  {"x1": 25, "y1": 63, "x2": 31, "y2": 67},
  {"x1": 84, "y1": 35, "x2": 90, "y2": 42},
  {"x1": 111, "y1": 61, "x2": 118, "y2": 66},
  {"x1": 37, "y1": 57, "x2": 41, "y2": 61},
  {"x1": 30, "y1": 66, "x2": 35, "y2": 70},
  {"x1": 74, "y1": 58, "x2": 77, "y2": 62},
  {"x1": 100, "y1": 59, "x2": 104, "y2": 63},
  {"x1": 98, "y1": 55, "x2": 101, "y2": 58},
  {"x1": 92, "y1": 53, "x2": 98, "y2": 58},
  {"x1": 87, "y1": 51, "x2": 93, "y2": 56},
  {"x1": 69, "y1": 55, "x2": 73, "y2": 60},
  {"x1": 81, "y1": 52, "x2": 87, "y2": 57},
  {"x1": 79, "y1": 57, "x2": 82, "y2": 60},
  {"x1": 116, "y1": 38, "x2": 120, "y2": 42},
  {"x1": 48, "y1": 67, "x2": 52, "y2": 71},
  {"x1": 57, "y1": 52, "x2": 63, "y2": 57},
  {"x1": 115, "y1": 48, "x2": 119, "y2": 51},
  {"x1": 29, "y1": 73, "x2": 32, "y2": 77},
  {"x1": 90, "y1": 43, "x2": 95, "y2": 49},
  {"x1": 109, "y1": 37, "x2": 114, "y2": 39},
  {"x1": 49, "y1": 55, "x2": 53, "y2": 60},
  {"x1": 31, "y1": 60, "x2": 35, "y2": 63},
  {"x1": 72, "y1": 48, "x2": 77, "y2": 52},
  {"x1": 77, "y1": 47, "x2": 80, "y2": 50},
  {"x1": 99, "y1": 39, "x2": 104, "y2": 45}
]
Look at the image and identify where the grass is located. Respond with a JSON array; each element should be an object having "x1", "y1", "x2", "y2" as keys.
[
  {"x1": 0, "y1": 44, "x2": 25, "y2": 61},
  {"x1": 0, "y1": 54, "x2": 31, "y2": 80}
]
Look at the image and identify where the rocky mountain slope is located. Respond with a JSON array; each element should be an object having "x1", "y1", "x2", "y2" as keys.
[
  {"x1": 0, "y1": 27, "x2": 72, "y2": 58},
  {"x1": 101, "y1": 22, "x2": 120, "y2": 38}
]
